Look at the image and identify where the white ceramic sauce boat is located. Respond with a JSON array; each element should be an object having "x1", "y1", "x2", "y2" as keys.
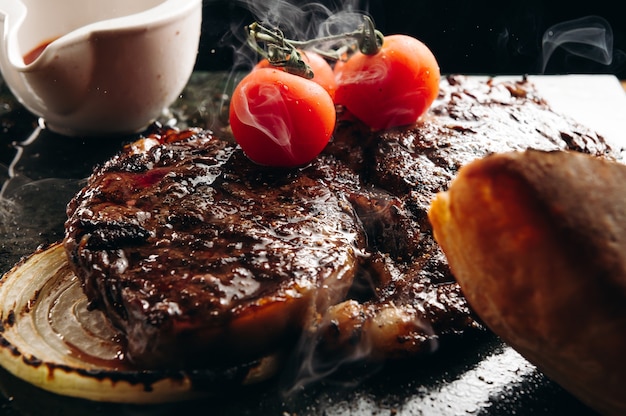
[{"x1": 0, "y1": 0, "x2": 202, "y2": 136}]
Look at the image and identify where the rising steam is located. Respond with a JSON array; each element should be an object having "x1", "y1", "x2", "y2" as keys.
[
  {"x1": 227, "y1": 0, "x2": 371, "y2": 70},
  {"x1": 232, "y1": 81, "x2": 294, "y2": 150},
  {"x1": 541, "y1": 15, "x2": 618, "y2": 73}
]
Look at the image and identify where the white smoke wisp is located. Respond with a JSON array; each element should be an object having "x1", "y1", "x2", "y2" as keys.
[
  {"x1": 279, "y1": 294, "x2": 440, "y2": 399},
  {"x1": 279, "y1": 308, "x2": 380, "y2": 399},
  {"x1": 0, "y1": 174, "x2": 17, "y2": 226},
  {"x1": 541, "y1": 15, "x2": 615, "y2": 73},
  {"x1": 233, "y1": 81, "x2": 294, "y2": 151},
  {"x1": 226, "y1": 0, "x2": 371, "y2": 70}
]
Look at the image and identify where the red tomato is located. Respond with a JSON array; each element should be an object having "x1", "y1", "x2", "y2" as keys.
[
  {"x1": 254, "y1": 50, "x2": 337, "y2": 100},
  {"x1": 229, "y1": 68, "x2": 336, "y2": 167},
  {"x1": 334, "y1": 34, "x2": 440, "y2": 130}
]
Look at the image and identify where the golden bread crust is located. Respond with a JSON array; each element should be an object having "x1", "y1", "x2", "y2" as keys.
[{"x1": 428, "y1": 150, "x2": 626, "y2": 416}]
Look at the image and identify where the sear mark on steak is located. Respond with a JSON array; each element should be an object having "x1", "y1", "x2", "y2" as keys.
[{"x1": 64, "y1": 75, "x2": 616, "y2": 372}]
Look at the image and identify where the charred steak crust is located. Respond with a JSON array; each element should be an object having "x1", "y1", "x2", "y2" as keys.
[
  {"x1": 64, "y1": 129, "x2": 365, "y2": 369},
  {"x1": 64, "y1": 76, "x2": 615, "y2": 370}
]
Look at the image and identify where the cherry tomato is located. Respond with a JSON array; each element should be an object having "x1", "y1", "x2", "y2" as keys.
[
  {"x1": 229, "y1": 68, "x2": 336, "y2": 167},
  {"x1": 255, "y1": 50, "x2": 337, "y2": 100},
  {"x1": 334, "y1": 34, "x2": 440, "y2": 131}
]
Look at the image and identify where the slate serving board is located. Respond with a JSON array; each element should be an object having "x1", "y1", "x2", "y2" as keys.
[{"x1": 2, "y1": 72, "x2": 623, "y2": 416}]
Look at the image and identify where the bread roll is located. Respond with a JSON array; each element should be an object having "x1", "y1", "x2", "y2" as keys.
[{"x1": 428, "y1": 149, "x2": 626, "y2": 416}]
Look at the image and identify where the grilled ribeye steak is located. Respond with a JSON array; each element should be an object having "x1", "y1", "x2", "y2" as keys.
[
  {"x1": 64, "y1": 75, "x2": 615, "y2": 371},
  {"x1": 64, "y1": 129, "x2": 365, "y2": 369},
  {"x1": 314, "y1": 75, "x2": 615, "y2": 360}
]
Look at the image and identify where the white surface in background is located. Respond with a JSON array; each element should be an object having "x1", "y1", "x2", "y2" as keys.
[{"x1": 528, "y1": 75, "x2": 626, "y2": 151}]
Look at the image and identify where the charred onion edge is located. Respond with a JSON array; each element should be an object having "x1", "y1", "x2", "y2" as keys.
[{"x1": 0, "y1": 243, "x2": 279, "y2": 404}]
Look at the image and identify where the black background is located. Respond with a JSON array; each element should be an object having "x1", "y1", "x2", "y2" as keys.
[{"x1": 195, "y1": 0, "x2": 626, "y2": 79}]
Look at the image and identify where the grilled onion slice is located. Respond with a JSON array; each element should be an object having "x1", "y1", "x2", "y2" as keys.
[{"x1": 0, "y1": 243, "x2": 278, "y2": 403}]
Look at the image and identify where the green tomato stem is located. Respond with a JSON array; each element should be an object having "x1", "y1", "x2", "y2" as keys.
[{"x1": 245, "y1": 16, "x2": 384, "y2": 78}]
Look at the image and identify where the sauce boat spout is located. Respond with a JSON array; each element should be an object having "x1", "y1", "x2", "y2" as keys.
[
  {"x1": 0, "y1": 0, "x2": 202, "y2": 136},
  {"x1": 1, "y1": 0, "x2": 92, "y2": 118},
  {"x1": 0, "y1": 0, "x2": 40, "y2": 111}
]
